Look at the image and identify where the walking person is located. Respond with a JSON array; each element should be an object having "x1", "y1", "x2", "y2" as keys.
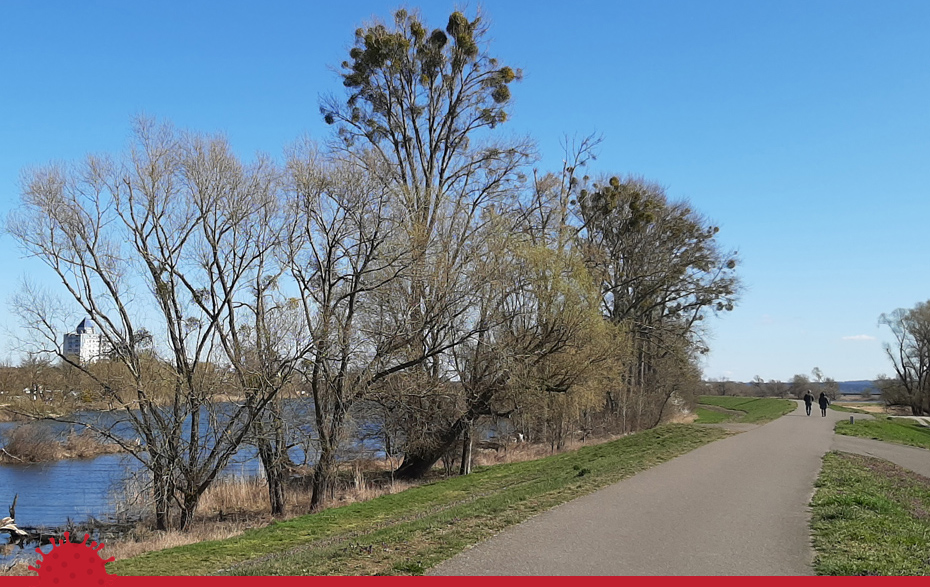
[
  {"x1": 803, "y1": 390, "x2": 814, "y2": 416},
  {"x1": 818, "y1": 391, "x2": 829, "y2": 417}
]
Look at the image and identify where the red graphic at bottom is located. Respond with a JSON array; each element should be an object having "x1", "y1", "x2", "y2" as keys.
[{"x1": 28, "y1": 531, "x2": 115, "y2": 586}]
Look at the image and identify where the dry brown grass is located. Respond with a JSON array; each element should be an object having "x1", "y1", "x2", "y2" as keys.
[
  {"x1": 666, "y1": 411, "x2": 699, "y2": 425},
  {"x1": 195, "y1": 475, "x2": 274, "y2": 516},
  {"x1": 0, "y1": 406, "x2": 20, "y2": 423},
  {"x1": 61, "y1": 430, "x2": 123, "y2": 459},
  {"x1": 472, "y1": 433, "x2": 628, "y2": 467},
  {"x1": 333, "y1": 466, "x2": 416, "y2": 507},
  {"x1": 833, "y1": 402, "x2": 903, "y2": 415},
  {"x1": 1, "y1": 422, "x2": 61, "y2": 462},
  {"x1": 0, "y1": 520, "x2": 259, "y2": 576},
  {"x1": 0, "y1": 423, "x2": 123, "y2": 463},
  {"x1": 194, "y1": 459, "x2": 418, "y2": 518},
  {"x1": 0, "y1": 560, "x2": 31, "y2": 576},
  {"x1": 103, "y1": 519, "x2": 258, "y2": 561}
]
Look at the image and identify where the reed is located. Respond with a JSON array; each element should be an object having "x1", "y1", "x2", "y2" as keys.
[
  {"x1": 0, "y1": 423, "x2": 123, "y2": 463},
  {"x1": 0, "y1": 422, "x2": 60, "y2": 462}
]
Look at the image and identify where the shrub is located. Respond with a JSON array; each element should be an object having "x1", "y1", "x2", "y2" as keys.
[{"x1": 1, "y1": 422, "x2": 61, "y2": 462}]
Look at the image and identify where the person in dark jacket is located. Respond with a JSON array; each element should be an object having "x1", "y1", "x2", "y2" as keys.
[
  {"x1": 803, "y1": 390, "x2": 814, "y2": 416},
  {"x1": 818, "y1": 392, "x2": 829, "y2": 417}
]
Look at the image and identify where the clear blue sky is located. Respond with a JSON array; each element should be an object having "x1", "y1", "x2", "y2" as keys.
[{"x1": 1, "y1": 0, "x2": 928, "y2": 382}]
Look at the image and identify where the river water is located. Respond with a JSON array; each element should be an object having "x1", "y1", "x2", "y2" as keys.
[
  {"x1": 0, "y1": 400, "x2": 388, "y2": 526},
  {"x1": 0, "y1": 412, "x2": 303, "y2": 566},
  {"x1": 0, "y1": 402, "x2": 319, "y2": 561},
  {"x1": 0, "y1": 452, "x2": 135, "y2": 528}
]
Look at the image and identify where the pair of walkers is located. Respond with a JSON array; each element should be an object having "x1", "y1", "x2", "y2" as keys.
[{"x1": 803, "y1": 390, "x2": 829, "y2": 416}]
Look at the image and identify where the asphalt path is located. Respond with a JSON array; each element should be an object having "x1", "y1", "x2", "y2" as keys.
[
  {"x1": 431, "y1": 401, "x2": 911, "y2": 576},
  {"x1": 832, "y1": 434, "x2": 930, "y2": 477}
]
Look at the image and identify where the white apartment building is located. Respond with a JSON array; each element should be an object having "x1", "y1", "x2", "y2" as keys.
[{"x1": 63, "y1": 318, "x2": 110, "y2": 364}]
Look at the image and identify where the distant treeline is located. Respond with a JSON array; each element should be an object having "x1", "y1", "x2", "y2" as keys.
[{"x1": 703, "y1": 372, "x2": 880, "y2": 400}]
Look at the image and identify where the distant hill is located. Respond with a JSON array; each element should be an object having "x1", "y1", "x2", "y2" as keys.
[{"x1": 837, "y1": 380, "x2": 880, "y2": 396}]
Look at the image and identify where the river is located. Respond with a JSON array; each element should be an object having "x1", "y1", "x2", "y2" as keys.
[
  {"x1": 0, "y1": 402, "x2": 322, "y2": 565},
  {"x1": 0, "y1": 414, "x2": 311, "y2": 568}
]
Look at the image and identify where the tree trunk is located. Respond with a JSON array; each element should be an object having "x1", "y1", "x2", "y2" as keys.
[
  {"x1": 394, "y1": 418, "x2": 467, "y2": 480},
  {"x1": 152, "y1": 459, "x2": 173, "y2": 531},
  {"x1": 178, "y1": 494, "x2": 198, "y2": 532},
  {"x1": 255, "y1": 405, "x2": 289, "y2": 516},
  {"x1": 310, "y1": 445, "x2": 336, "y2": 511},
  {"x1": 459, "y1": 421, "x2": 473, "y2": 476},
  {"x1": 257, "y1": 437, "x2": 288, "y2": 516}
]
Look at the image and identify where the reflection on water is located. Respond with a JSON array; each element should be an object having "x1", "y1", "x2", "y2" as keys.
[
  {"x1": 0, "y1": 448, "x2": 271, "y2": 566},
  {"x1": 0, "y1": 452, "x2": 138, "y2": 567},
  {"x1": 0, "y1": 453, "x2": 134, "y2": 528}
]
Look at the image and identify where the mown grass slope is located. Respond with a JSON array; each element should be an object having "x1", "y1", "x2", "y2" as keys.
[
  {"x1": 835, "y1": 416, "x2": 930, "y2": 451},
  {"x1": 696, "y1": 396, "x2": 796, "y2": 424}
]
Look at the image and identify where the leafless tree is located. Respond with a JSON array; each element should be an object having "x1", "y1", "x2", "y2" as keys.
[
  {"x1": 283, "y1": 141, "x2": 451, "y2": 509},
  {"x1": 880, "y1": 302, "x2": 930, "y2": 415},
  {"x1": 7, "y1": 118, "x2": 289, "y2": 529}
]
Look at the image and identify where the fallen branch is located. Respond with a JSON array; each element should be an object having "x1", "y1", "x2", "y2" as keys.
[
  {"x1": 0, "y1": 447, "x2": 25, "y2": 463},
  {"x1": 1, "y1": 495, "x2": 29, "y2": 541},
  {"x1": 0, "y1": 516, "x2": 28, "y2": 539}
]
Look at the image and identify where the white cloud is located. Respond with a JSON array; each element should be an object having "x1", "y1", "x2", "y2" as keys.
[{"x1": 841, "y1": 334, "x2": 876, "y2": 342}]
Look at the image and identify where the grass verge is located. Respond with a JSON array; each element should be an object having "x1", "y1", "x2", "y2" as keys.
[
  {"x1": 693, "y1": 406, "x2": 731, "y2": 424},
  {"x1": 110, "y1": 424, "x2": 728, "y2": 576},
  {"x1": 835, "y1": 416, "x2": 930, "y2": 451},
  {"x1": 811, "y1": 452, "x2": 930, "y2": 576},
  {"x1": 696, "y1": 396, "x2": 796, "y2": 424}
]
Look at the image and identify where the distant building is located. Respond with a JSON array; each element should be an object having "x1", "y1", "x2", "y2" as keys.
[{"x1": 63, "y1": 318, "x2": 110, "y2": 364}]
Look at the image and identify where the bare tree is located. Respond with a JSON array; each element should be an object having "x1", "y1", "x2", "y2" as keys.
[
  {"x1": 880, "y1": 302, "x2": 930, "y2": 415},
  {"x1": 7, "y1": 118, "x2": 288, "y2": 529},
  {"x1": 283, "y1": 142, "x2": 450, "y2": 509},
  {"x1": 788, "y1": 373, "x2": 811, "y2": 399}
]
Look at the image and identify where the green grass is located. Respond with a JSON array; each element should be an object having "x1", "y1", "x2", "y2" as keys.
[
  {"x1": 811, "y1": 452, "x2": 930, "y2": 576},
  {"x1": 110, "y1": 424, "x2": 728, "y2": 576},
  {"x1": 696, "y1": 396, "x2": 796, "y2": 424},
  {"x1": 835, "y1": 416, "x2": 930, "y2": 451},
  {"x1": 692, "y1": 406, "x2": 731, "y2": 424}
]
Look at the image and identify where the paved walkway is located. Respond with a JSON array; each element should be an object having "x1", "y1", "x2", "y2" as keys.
[{"x1": 431, "y1": 401, "x2": 928, "y2": 576}]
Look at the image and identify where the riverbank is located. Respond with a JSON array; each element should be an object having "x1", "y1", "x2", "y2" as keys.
[
  {"x1": 0, "y1": 431, "x2": 623, "y2": 575},
  {"x1": 105, "y1": 424, "x2": 729, "y2": 576}
]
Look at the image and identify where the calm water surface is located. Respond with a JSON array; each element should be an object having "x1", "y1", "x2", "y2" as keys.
[{"x1": 0, "y1": 453, "x2": 135, "y2": 527}]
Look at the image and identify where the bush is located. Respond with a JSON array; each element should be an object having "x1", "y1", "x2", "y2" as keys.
[{"x1": 1, "y1": 422, "x2": 61, "y2": 462}]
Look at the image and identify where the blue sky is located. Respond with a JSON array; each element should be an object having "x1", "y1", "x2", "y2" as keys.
[{"x1": 1, "y1": 0, "x2": 928, "y2": 382}]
